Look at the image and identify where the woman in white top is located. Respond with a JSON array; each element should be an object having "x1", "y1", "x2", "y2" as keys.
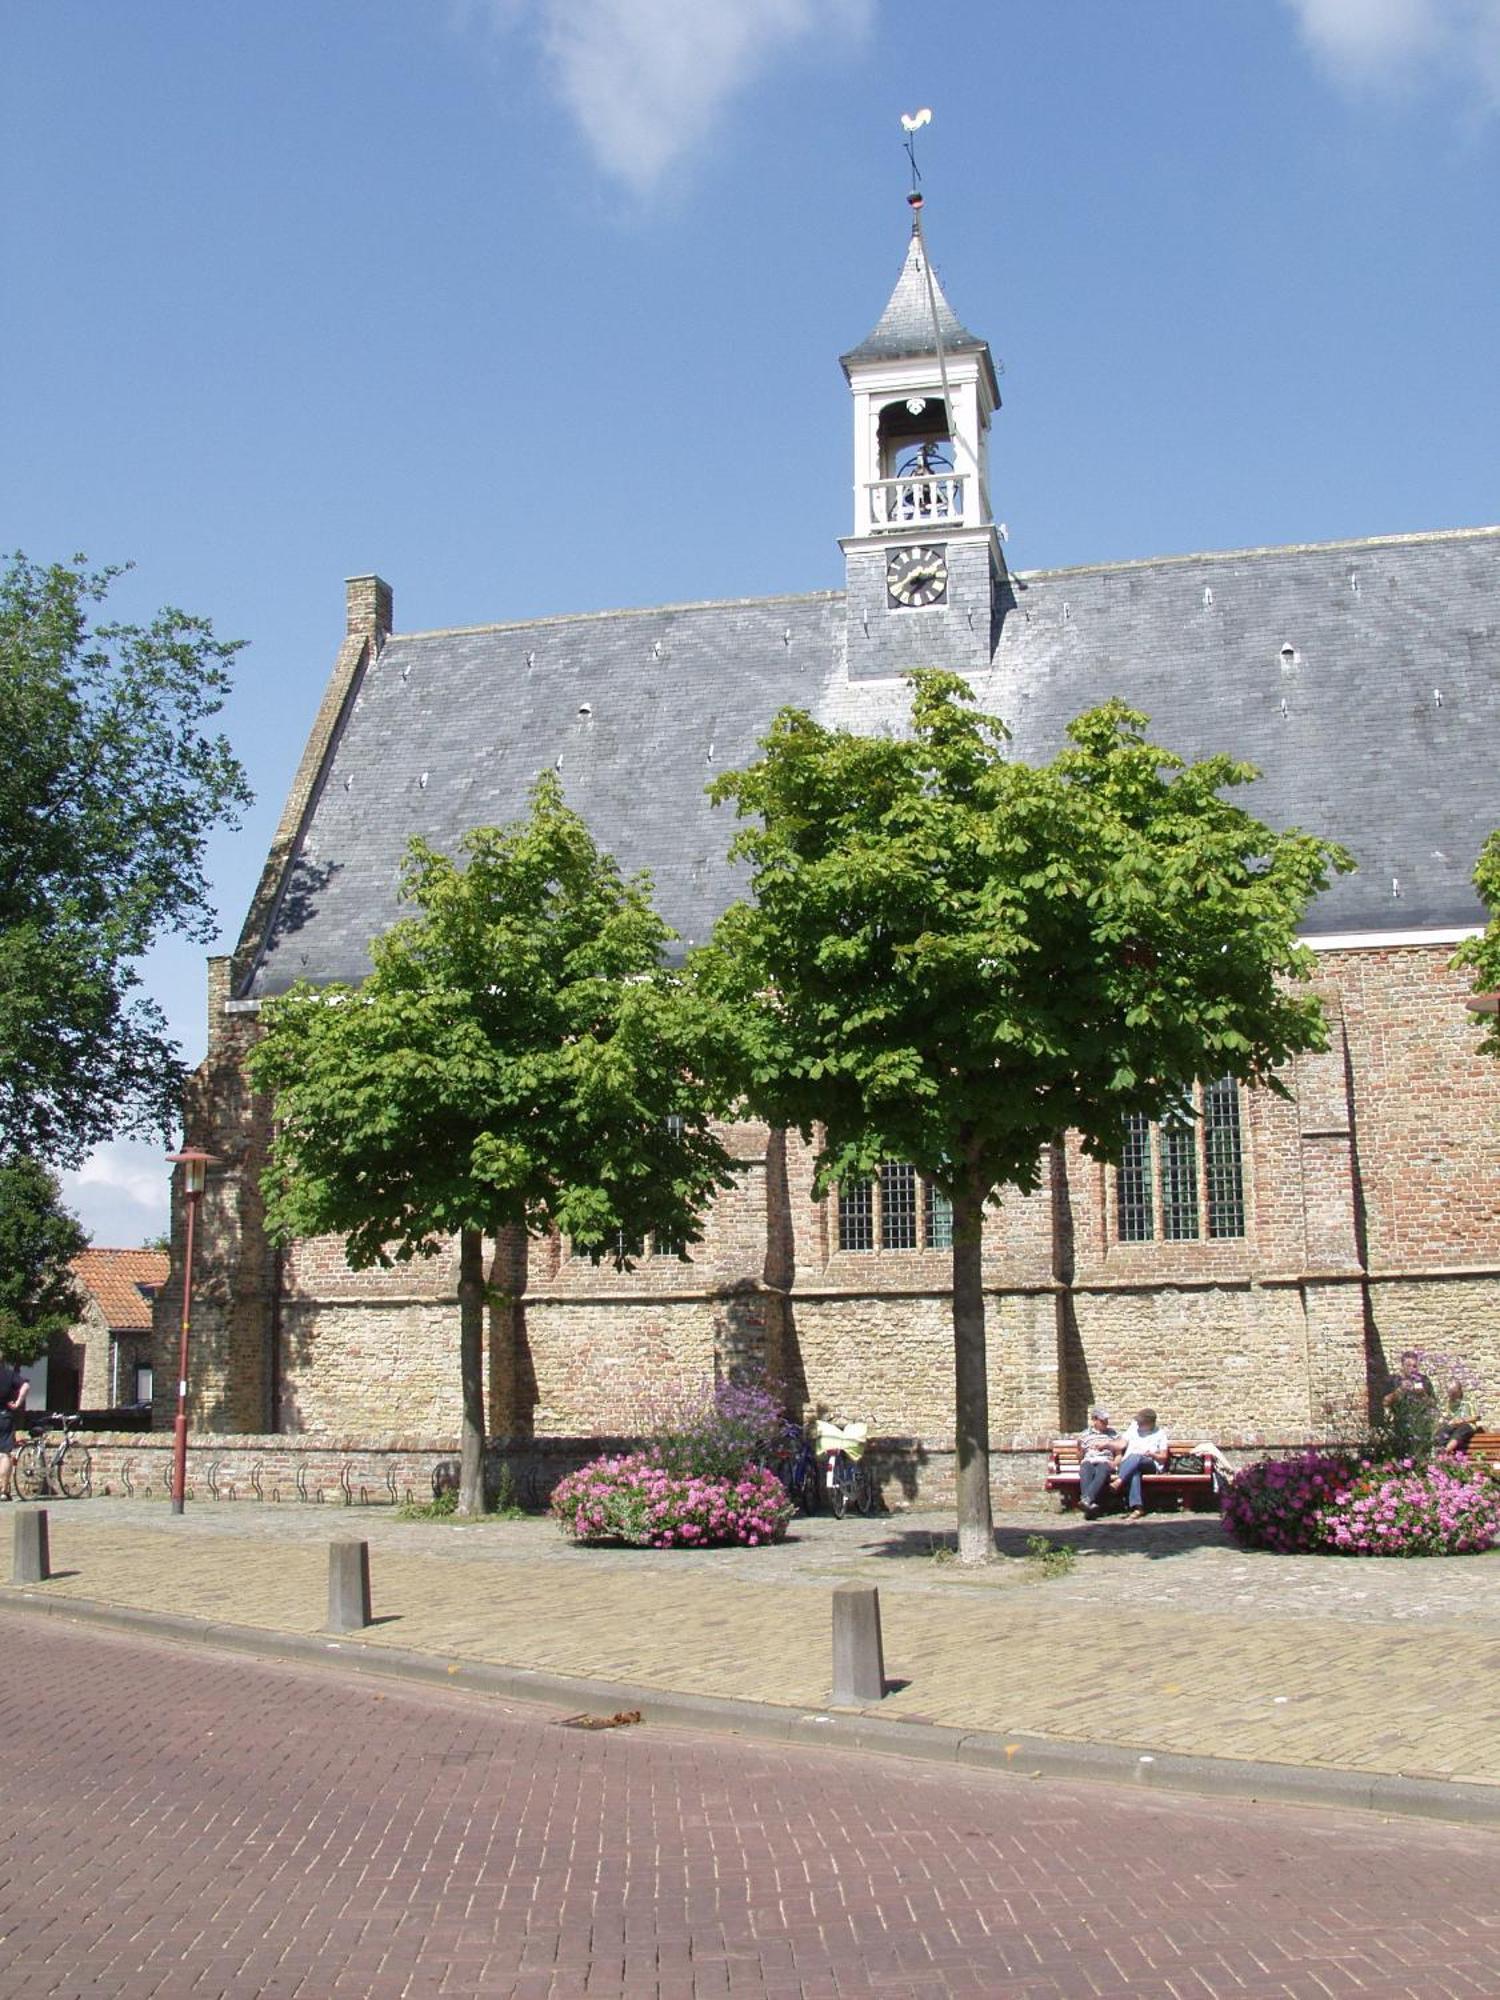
[{"x1": 1111, "y1": 1407, "x2": 1169, "y2": 1518}]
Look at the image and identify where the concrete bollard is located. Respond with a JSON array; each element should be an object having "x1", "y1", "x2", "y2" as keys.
[
  {"x1": 831, "y1": 1581, "x2": 885, "y2": 1705},
  {"x1": 13, "y1": 1507, "x2": 50, "y2": 1585},
  {"x1": 327, "y1": 1539, "x2": 372, "y2": 1632}
]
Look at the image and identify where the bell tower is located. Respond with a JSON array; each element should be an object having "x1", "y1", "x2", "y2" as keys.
[{"x1": 839, "y1": 193, "x2": 1005, "y2": 680}]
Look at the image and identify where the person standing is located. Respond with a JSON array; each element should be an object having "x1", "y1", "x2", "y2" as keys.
[
  {"x1": 1110, "y1": 1407, "x2": 1169, "y2": 1519},
  {"x1": 1383, "y1": 1349, "x2": 1438, "y2": 1454},
  {"x1": 1076, "y1": 1410, "x2": 1118, "y2": 1519},
  {"x1": 0, "y1": 1360, "x2": 30, "y2": 1501}
]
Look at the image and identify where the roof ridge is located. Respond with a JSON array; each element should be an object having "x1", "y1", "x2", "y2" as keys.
[
  {"x1": 385, "y1": 588, "x2": 842, "y2": 646},
  {"x1": 1011, "y1": 523, "x2": 1500, "y2": 585}
]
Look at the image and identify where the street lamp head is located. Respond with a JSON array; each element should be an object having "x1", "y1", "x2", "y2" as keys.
[{"x1": 166, "y1": 1146, "x2": 220, "y2": 1196}]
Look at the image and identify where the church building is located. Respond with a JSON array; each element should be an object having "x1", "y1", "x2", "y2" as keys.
[{"x1": 158, "y1": 213, "x2": 1500, "y2": 1499}]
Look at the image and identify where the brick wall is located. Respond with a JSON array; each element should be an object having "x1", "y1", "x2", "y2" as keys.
[
  {"x1": 159, "y1": 937, "x2": 1500, "y2": 1499},
  {"x1": 78, "y1": 1426, "x2": 1321, "y2": 1515}
]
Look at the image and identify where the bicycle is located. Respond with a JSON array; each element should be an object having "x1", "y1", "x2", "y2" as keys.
[
  {"x1": 757, "y1": 1422, "x2": 818, "y2": 1515},
  {"x1": 814, "y1": 1417, "x2": 875, "y2": 1519},
  {"x1": 14, "y1": 1413, "x2": 92, "y2": 1501},
  {"x1": 780, "y1": 1426, "x2": 820, "y2": 1515}
]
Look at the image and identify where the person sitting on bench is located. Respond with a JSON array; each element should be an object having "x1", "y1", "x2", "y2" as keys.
[
  {"x1": 1436, "y1": 1377, "x2": 1481, "y2": 1456},
  {"x1": 1076, "y1": 1409, "x2": 1118, "y2": 1519},
  {"x1": 1111, "y1": 1407, "x2": 1169, "y2": 1519}
]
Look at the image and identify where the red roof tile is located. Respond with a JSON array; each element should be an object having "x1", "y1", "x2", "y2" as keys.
[{"x1": 71, "y1": 1249, "x2": 169, "y2": 1333}]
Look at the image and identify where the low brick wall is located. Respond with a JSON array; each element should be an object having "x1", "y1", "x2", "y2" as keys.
[
  {"x1": 85, "y1": 1434, "x2": 457, "y2": 1508},
  {"x1": 76, "y1": 1430, "x2": 1315, "y2": 1511}
]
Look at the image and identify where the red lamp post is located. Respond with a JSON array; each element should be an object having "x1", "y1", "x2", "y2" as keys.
[{"x1": 166, "y1": 1146, "x2": 218, "y2": 1515}]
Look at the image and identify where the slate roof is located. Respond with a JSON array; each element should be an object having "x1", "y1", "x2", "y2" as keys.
[
  {"x1": 241, "y1": 525, "x2": 1500, "y2": 1002},
  {"x1": 840, "y1": 226, "x2": 995, "y2": 379},
  {"x1": 71, "y1": 1249, "x2": 168, "y2": 1332}
]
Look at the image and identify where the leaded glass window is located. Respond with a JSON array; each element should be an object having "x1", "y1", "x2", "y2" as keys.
[
  {"x1": 1117, "y1": 1114, "x2": 1154, "y2": 1242},
  {"x1": 1203, "y1": 1075, "x2": 1246, "y2": 1238},
  {"x1": 881, "y1": 1161, "x2": 918, "y2": 1249},
  {"x1": 838, "y1": 1178, "x2": 874, "y2": 1251},
  {"x1": 1160, "y1": 1111, "x2": 1200, "y2": 1241},
  {"x1": 1115, "y1": 1080, "x2": 1244, "y2": 1244},
  {"x1": 924, "y1": 1180, "x2": 953, "y2": 1249}
]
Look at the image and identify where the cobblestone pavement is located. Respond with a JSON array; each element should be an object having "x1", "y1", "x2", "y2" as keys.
[
  {"x1": 6, "y1": 1614, "x2": 1500, "y2": 2000},
  {"x1": 5, "y1": 1499, "x2": 1500, "y2": 1785}
]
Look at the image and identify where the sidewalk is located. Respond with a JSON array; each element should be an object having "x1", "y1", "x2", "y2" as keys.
[{"x1": 6, "y1": 1495, "x2": 1500, "y2": 1820}]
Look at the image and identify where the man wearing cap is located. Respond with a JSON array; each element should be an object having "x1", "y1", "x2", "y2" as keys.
[{"x1": 1075, "y1": 1409, "x2": 1118, "y2": 1519}]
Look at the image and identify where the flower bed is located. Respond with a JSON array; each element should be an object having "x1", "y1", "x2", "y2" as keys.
[
  {"x1": 551, "y1": 1453, "x2": 793, "y2": 1548},
  {"x1": 1224, "y1": 1451, "x2": 1500, "y2": 1557}
]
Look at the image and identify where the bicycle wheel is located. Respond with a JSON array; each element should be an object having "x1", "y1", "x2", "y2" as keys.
[
  {"x1": 13, "y1": 1441, "x2": 47, "y2": 1501},
  {"x1": 852, "y1": 1460, "x2": 876, "y2": 1517},
  {"x1": 57, "y1": 1443, "x2": 91, "y2": 1499},
  {"x1": 795, "y1": 1451, "x2": 819, "y2": 1515},
  {"x1": 828, "y1": 1456, "x2": 849, "y2": 1520}
]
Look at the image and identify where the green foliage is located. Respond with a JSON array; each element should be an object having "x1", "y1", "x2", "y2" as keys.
[
  {"x1": 398, "y1": 1486, "x2": 460, "y2": 1521},
  {"x1": 696, "y1": 672, "x2": 1351, "y2": 1558},
  {"x1": 0, "y1": 1154, "x2": 87, "y2": 1363},
  {"x1": 698, "y1": 673, "x2": 1352, "y2": 1199},
  {"x1": 247, "y1": 771, "x2": 735, "y2": 1268},
  {"x1": 1374, "y1": 1387, "x2": 1441, "y2": 1464},
  {"x1": 488, "y1": 1462, "x2": 528, "y2": 1519},
  {"x1": 0, "y1": 554, "x2": 251, "y2": 1163},
  {"x1": 1452, "y1": 829, "x2": 1500, "y2": 1057},
  {"x1": 1023, "y1": 1533, "x2": 1078, "y2": 1579}
]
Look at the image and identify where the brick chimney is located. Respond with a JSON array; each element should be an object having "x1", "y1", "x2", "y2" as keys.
[{"x1": 344, "y1": 573, "x2": 393, "y2": 645}]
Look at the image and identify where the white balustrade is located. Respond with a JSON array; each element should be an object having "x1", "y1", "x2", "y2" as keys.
[{"x1": 865, "y1": 474, "x2": 966, "y2": 532}]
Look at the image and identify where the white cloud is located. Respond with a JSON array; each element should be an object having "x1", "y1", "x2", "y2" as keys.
[
  {"x1": 61, "y1": 1141, "x2": 171, "y2": 1246},
  {"x1": 1287, "y1": 0, "x2": 1500, "y2": 109},
  {"x1": 465, "y1": 0, "x2": 874, "y2": 195}
]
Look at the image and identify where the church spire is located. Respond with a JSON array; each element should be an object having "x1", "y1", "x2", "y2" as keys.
[
  {"x1": 839, "y1": 222, "x2": 996, "y2": 390},
  {"x1": 837, "y1": 152, "x2": 1006, "y2": 680}
]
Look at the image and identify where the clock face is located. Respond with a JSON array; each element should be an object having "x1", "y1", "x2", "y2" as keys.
[{"x1": 886, "y1": 543, "x2": 948, "y2": 609}]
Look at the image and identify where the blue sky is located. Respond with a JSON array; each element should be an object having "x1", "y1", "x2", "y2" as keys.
[{"x1": 5, "y1": 0, "x2": 1499, "y2": 1242}]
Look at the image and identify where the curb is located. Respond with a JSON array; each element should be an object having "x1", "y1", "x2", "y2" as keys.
[{"x1": 4, "y1": 1585, "x2": 1497, "y2": 1829}]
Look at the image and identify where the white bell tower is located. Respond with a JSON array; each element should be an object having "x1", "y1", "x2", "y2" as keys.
[{"x1": 839, "y1": 192, "x2": 1005, "y2": 680}]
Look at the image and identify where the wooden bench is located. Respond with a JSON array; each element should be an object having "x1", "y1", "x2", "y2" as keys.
[
  {"x1": 1044, "y1": 1439, "x2": 1222, "y2": 1514},
  {"x1": 1461, "y1": 1430, "x2": 1500, "y2": 1465}
]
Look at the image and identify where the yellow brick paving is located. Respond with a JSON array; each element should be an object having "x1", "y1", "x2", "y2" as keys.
[{"x1": 12, "y1": 1508, "x2": 1500, "y2": 1785}]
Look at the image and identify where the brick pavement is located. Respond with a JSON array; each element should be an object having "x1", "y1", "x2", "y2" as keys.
[
  {"x1": 5, "y1": 1614, "x2": 1500, "y2": 2000},
  {"x1": 5, "y1": 1499, "x2": 1500, "y2": 1788}
]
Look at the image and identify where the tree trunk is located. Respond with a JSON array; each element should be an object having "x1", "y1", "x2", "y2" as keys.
[
  {"x1": 950, "y1": 1177, "x2": 993, "y2": 1564},
  {"x1": 457, "y1": 1226, "x2": 486, "y2": 1515}
]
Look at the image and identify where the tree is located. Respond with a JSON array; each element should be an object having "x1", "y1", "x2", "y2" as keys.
[
  {"x1": 0, "y1": 554, "x2": 252, "y2": 1165},
  {"x1": 697, "y1": 672, "x2": 1352, "y2": 1561},
  {"x1": 246, "y1": 773, "x2": 736, "y2": 1514},
  {"x1": 0, "y1": 1153, "x2": 87, "y2": 1364},
  {"x1": 1452, "y1": 830, "x2": 1500, "y2": 1055}
]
